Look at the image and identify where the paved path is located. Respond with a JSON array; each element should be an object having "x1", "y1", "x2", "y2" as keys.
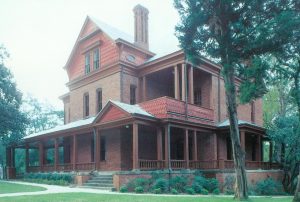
[{"x1": 0, "y1": 181, "x2": 292, "y2": 199}]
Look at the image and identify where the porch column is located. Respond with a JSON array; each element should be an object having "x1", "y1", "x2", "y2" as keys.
[
  {"x1": 6, "y1": 147, "x2": 11, "y2": 167},
  {"x1": 157, "y1": 127, "x2": 163, "y2": 161},
  {"x1": 240, "y1": 130, "x2": 246, "y2": 151},
  {"x1": 72, "y1": 135, "x2": 77, "y2": 171},
  {"x1": 11, "y1": 147, "x2": 15, "y2": 168},
  {"x1": 193, "y1": 131, "x2": 198, "y2": 161},
  {"x1": 54, "y1": 138, "x2": 59, "y2": 171},
  {"x1": 39, "y1": 142, "x2": 44, "y2": 170},
  {"x1": 142, "y1": 76, "x2": 147, "y2": 102},
  {"x1": 181, "y1": 64, "x2": 187, "y2": 102},
  {"x1": 256, "y1": 135, "x2": 261, "y2": 161},
  {"x1": 184, "y1": 129, "x2": 189, "y2": 169},
  {"x1": 174, "y1": 65, "x2": 180, "y2": 100},
  {"x1": 164, "y1": 124, "x2": 171, "y2": 170},
  {"x1": 25, "y1": 143, "x2": 29, "y2": 172},
  {"x1": 188, "y1": 66, "x2": 194, "y2": 104},
  {"x1": 132, "y1": 122, "x2": 139, "y2": 170},
  {"x1": 95, "y1": 129, "x2": 101, "y2": 170},
  {"x1": 212, "y1": 133, "x2": 218, "y2": 160}
]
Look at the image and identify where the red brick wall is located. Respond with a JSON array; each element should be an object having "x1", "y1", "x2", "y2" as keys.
[{"x1": 77, "y1": 133, "x2": 93, "y2": 163}]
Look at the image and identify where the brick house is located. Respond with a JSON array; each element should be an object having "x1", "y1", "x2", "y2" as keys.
[{"x1": 6, "y1": 4, "x2": 282, "y2": 188}]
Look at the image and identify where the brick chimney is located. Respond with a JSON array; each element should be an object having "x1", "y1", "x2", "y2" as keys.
[{"x1": 133, "y1": 4, "x2": 149, "y2": 50}]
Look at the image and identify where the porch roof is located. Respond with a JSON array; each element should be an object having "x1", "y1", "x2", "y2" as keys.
[
  {"x1": 23, "y1": 100, "x2": 154, "y2": 140},
  {"x1": 24, "y1": 116, "x2": 95, "y2": 140},
  {"x1": 218, "y1": 119, "x2": 264, "y2": 129}
]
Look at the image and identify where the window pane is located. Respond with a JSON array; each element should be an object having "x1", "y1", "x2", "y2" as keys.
[
  {"x1": 93, "y1": 49, "x2": 100, "y2": 69},
  {"x1": 97, "y1": 89, "x2": 102, "y2": 112},
  {"x1": 84, "y1": 94, "x2": 89, "y2": 117},
  {"x1": 130, "y1": 85, "x2": 136, "y2": 105},
  {"x1": 85, "y1": 54, "x2": 90, "y2": 74}
]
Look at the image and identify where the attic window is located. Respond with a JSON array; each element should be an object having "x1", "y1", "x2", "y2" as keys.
[
  {"x1": 126, "y1": 54, "x2": 136, "y2": 63},
  {"x1": 93, "y1": 49, "x2": 100, "y2": 69},
  {"x1": 85, "y1": 53, "x2": 90, "y2": 74}
]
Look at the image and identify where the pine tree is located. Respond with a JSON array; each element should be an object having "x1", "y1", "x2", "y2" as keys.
[{"x1": 174, "y1": 0, "x2": 299, "y2": 199}]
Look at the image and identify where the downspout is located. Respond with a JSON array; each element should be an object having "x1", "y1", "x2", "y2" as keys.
[{"x1": 218, "y1": 74, "x2": 221, "y2": 123}]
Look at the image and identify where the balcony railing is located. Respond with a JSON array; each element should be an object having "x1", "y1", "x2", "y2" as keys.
[{"x1": 139, "y1": 96, "x2": 214, "y2": 125}]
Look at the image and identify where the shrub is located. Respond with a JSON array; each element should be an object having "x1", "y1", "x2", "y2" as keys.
[
  {"x1": 134, "y1": 178, "x2": 150, "y2": 188},
  {"x1": 151, "y1": 171, "x2": 164, "y2": 180},
  {"x1": 192, "y1": 175, "x2": 219, "y2": 193},
  {"x1": 212, "y1": 188, "x2": 220, "y2": 195},
  {"x1": 171, "y1": 188, "x2": 178, "y2": 195},
  {"x1": 170, "y1": 175, "x2": 188, "y2": 193},
  {"x1": 205, "y1": 178, "x2": 219, "y2": 192},
  {"x1": 223, "y1": 175, "x2": 235, "y2": 194},
  {"x1": 153, "y1": 188, "x2": 161, "y2": 194},
  {"x1": 200, "y1": 188, "x2": 209, "y2": 195},
  {"x1": 185, "y1": 187, "x2": 195, "y2": 195},
  {"x1": 23, "y1": 172, "x2": 73, "y2": 186},
  {"x1": 192, "y1": 184, "x2": 203, "y2": 194},
  {"x1": 254, "y1": 178, "x2": 285, "y2": 195},
  {"x1": 120, "y1": 185, "x2": 128, "y2": 193},
  {"x1": 135, "y1": 186, "x2": 144, "y2": 193},
  {"x1": 152, "y1": 178, "x2": 168, "y2": 193}
]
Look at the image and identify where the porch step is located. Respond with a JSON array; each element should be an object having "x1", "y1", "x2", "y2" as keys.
[{"x1": 82, "y1": 173, "x2": 114, "y2": 191}]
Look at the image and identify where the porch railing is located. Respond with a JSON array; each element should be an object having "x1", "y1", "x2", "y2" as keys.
[
  {"x1": 57, "y1": 163, "x2": 72, "y2": 172},
  {"x1": 75, "y1": 162, "x2": 95, "y2": 171},
  {"x1": 139, "y1": 159, "x2": 165, "y2": 170},
  {"x1": 189, "y1": 160, "x2": 218, "y2": 169},
  {"x1": 170, "y1": 160, "x2": 186, "y2": 169}
]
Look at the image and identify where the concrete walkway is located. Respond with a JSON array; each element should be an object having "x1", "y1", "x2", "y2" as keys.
[{"x1": 0, "y1": 181, "x2": 292, "y2": 199}]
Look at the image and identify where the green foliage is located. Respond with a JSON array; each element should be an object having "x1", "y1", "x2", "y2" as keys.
[
  {"x1": 134, "y1": 186, "x2": 144, "y2": 194},
  {"x1": 170, "y1": 175, "x2": 188, "y2": 193},
  {"x1": 192, "y1": 175, "x2": 219, "y2": 193},
  {"x1": 152, "y1": 178, "x2": 168, "y2": 193},
  {"x1": 153, "y1": 188, "x2": 161, "y2": 194},
  {"x1": 150, "y1": 170, "x2": 164, "y2": 180},
  {"x1": 119, "y1": 185, "x2": 128, "y2": 193},
  {"x1": 24, "y1": 172, "x2": 73, "y2": 185},
  {"x1": 200, "y1": 188, "x2": 209, "y2": 195},
  {"x1": 0, "y1": 46, "x2": 27, "y2": 146},
  {"x1": 212, "y1": 188, "x2": 220, "y2": 195},
  {"x1": 185, "y1": 187, "x2": 195, "y2": 195},
  {"x1": 223, "y1": 175, "x2": 235, "y2": 195},
  {"x1": 171, "y1": 188, "x2": 178, "y2": 195},
  {"x1": 254, "y1": 178, "x2": 285, "y2": 196}
]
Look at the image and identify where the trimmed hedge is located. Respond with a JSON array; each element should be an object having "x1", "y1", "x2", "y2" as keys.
[{"x1": 24, "y1": 172, "x2": 73, "y2": 186}]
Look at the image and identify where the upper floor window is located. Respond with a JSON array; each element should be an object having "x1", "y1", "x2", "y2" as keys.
[
  {"x1": 251, "y1": 101, "x2": 255, "y2": 123},
  {"x1": 85, "y1": 54, "x2": 90, "y2": 74},
  {"x1": 194, "y1": 89, "x2": 202, "y2": 106},
  {"x1": 83, "y1": 93, "x2": 89, "y2": 117},
  {"x1": 96, "y1": 88, "x2": 102, "y2": 113},
  {"x1": 93, "y1": 49, "x2": 100, "y2": 69},
  {"x1": 130, "y1": 85, "x2": 136, "y2": 105}
]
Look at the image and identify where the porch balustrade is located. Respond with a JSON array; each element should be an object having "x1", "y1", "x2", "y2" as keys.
[
  {"x1": 75, "y1": 162, "x2": 95, "y2": 171},
  {"x1": 139, "y1": 159, "x2": 165, "y2": 170}
]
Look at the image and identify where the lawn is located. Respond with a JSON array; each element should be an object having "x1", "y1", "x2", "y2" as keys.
[
  {"x1": 0, "y1": 193, "x2": 293, "y2": 202},
  {"x1": 0, "y1": 181, "x2": 46, "y2": 194}
]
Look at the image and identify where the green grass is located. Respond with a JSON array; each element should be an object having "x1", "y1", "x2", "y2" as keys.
[
  {"x1": 0, "y1": 181, "x2": 46, "y2": 194},
  {"x1": 0, "y1": 193, "x2": 293, "y2": 202}
]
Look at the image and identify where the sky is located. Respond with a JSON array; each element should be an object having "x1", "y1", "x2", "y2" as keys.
[{"x1": 0, "y1": 0, "x2": 180, "y2": 109}]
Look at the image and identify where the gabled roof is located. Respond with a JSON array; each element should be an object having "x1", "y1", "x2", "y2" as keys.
[{"x1": 89, "y1": 16, "x2": 134, "y2": 43}]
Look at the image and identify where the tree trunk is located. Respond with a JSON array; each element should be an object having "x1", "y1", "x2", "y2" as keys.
[
  {"x1": 293, "y1": 62, "x2": 300, "y2": 202},
  {"x1": 223, "y1": 64, "x2": 248, "y2": 200},
  {"x1": 294, "y1": 165, "x2": 300, "y2": 202}
]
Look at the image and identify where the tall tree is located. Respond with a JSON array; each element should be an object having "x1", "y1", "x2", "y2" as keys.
[
  {"x1": 174, "y1": 0, "x2": 299, "y2": 199},
  {"x1": 0, "y1": 46, "x2": 27, "y2": 146},
  {"x1": 22, "y1": 95, "x2": 64, "y2": 135}
]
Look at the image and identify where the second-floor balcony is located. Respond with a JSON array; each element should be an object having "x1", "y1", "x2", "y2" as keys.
[{"x1": 139, "y1": 96, "x2": 214, "y2": 126}]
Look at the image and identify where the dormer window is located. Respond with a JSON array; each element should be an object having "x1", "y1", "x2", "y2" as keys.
[
  {"x1": 85, "y1": 54, "x2": 90, "y2": 74},
  {"x1": 93, "y1": 49, "x2": 100, "y2": 69}
]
